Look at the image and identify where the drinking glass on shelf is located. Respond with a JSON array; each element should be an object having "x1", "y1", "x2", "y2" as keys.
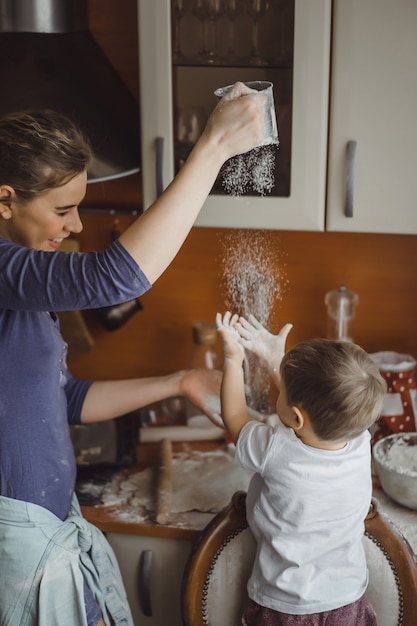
[
  {"x1": 192, "y1": 0, "x2": 224, "y2": 64},
  {"x1": 224, "y1": 0, "x2": 244, "y2": 63},
  {"x1": 246, "y1": 0, "x2": 270, "y2": 65},
  {"x1": 276, "y1": 0, "x2": 289, "y2": 61},
  {"x1": 175, "y1": 105, "x2": 207, "y2": 168},
  {"x1": 192, "y1": 0, "x2": 208, "y2": 60},
  {"x1": 172, "y1": 0, "x2": 189, "y2": 63}
]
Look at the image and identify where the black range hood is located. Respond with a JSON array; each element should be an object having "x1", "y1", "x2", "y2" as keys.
[{"x1": 0, "y1": 0, "x2": 141, "y2": 183}]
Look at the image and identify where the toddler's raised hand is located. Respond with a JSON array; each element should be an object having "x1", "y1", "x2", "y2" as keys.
[
  {"x1": 235, "y1": 314, "x2": 293, "y2": 375},
  {"x1": 216, "y1": 311, "x2": 245, "y2": 364}
]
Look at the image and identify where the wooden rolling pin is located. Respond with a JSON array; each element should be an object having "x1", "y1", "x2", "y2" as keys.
[
  {"x1": 156, "y1": 438, "x2": 173, "y2": 525},
  {"x1": 139, "y1": 424, "x2": 225, "y2": 443}
]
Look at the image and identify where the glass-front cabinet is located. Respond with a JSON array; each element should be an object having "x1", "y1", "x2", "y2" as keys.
[{"x1": 137, "y1": 0, "x2": 331, "y2": 230}]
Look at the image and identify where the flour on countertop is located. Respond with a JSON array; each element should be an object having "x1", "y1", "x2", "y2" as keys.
[{"x1": 100, "y1": 449, "x2": 253, "y2": 514}]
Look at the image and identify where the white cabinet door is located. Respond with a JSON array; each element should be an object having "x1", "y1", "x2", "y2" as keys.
[
  {"x1": 137, "y1": 0, "x2": 331, "y2": 231},
  {"x1": 137, "y1": 1, "x2": 175, "y2": 213},
  {"x1": 327, "y1": 0, "x2": 417, "y2": 234},
  {"x1": 107, "y1": 533, "x2": 192, "y2": 626}
]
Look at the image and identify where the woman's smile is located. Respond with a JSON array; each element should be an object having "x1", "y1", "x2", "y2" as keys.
[
  {"x1": 0, "y1": 171, "x2": 86, "y2": 251},
  {"x1": 47, "y1": 237, "x2": 65, "y2": 250}
]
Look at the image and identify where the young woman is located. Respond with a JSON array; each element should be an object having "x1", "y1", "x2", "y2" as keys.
[{"x1": 0, "y1": 83, "x2": 264, "y2": 626}]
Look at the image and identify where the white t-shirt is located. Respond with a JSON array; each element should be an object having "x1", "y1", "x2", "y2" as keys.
[{"x1": 236, "y1": 420, "x2": 372, "y2": 615}]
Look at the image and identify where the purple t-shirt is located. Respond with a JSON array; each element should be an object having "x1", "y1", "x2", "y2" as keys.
[{"x1": 0, "y1": 238, "x2": 151, "y2": 520}]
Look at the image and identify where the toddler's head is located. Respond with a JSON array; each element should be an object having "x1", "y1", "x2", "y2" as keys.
[{"x1": 280, "y1": 339, "x2": 386, "y2": 443}]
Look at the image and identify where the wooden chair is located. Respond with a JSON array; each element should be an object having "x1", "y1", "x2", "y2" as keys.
[{"x1": 182, "y1": 491, "x2": 417, "y2": 626}]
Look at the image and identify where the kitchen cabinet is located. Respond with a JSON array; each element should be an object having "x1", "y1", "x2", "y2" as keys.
[
  {"x1": 327, "y1": 0, "x2": 417, "y2": 234},
  {"x1": 106, "y1": 532, "x2": 192, "y2": 626},
  {"x1": 137, "y1": 1, "x2": 417, "y2": 234},
  {"x1": 137, "y1": 0, "x2": 331, "y2": 230}
]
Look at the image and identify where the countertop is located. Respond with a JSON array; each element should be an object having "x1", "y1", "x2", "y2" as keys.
[
  {"x1": 81, "y1": 501, "x2": 214, "y2": 540},
  {"x1": 79, "y1": 443, "x2": 417, "y2": 549},
  {"x1": 80, "y1": 441, "x2": 251, "y2": 541},
  {"x1": 82, "y1": 486, "x2": 417, "y2": 547}
]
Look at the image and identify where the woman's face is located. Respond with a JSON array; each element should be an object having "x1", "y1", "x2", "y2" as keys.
[{"x1": 0, "y1": 171, "x2": 87, "y2": 251}]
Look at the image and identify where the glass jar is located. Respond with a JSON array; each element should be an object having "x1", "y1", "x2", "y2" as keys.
[
  {"x1": 185, "y1": 321, "x2": 222, "y2": 422},
  {"x1": 324, "y1": 285, "x2": 358, "y2": 342}
]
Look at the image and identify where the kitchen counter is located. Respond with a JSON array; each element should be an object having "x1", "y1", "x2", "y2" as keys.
[
  {"x1": 79, "y1": 443, "x2": 417, "y2": 550},
  {"x1": 80, "y1": 441, "x2": 251, "y2": 541},
  {"x1": 82, "y1": 486, "x2": 417, "y2": 547},
  {"x1": 81, "y1": 501, "x2": 214, "y2": 541}
]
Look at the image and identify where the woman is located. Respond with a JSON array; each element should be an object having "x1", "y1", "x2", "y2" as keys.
[{"x1": 0, "y1": 83, "x2": 264, "y2": 625}]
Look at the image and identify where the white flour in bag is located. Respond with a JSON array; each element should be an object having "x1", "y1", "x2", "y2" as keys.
[
  {"x1": 215, "y1": 81, "x2": 279, "y2": 197},
  {"x1": 221, "y1": 145, "x2": 277, "y2": 196}
]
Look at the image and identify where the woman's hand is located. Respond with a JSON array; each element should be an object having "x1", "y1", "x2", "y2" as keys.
[
  {"x1": 235, "y1": 314, "x2": 293, "y2": 376},
  {"x1": 200, "y1": 82, "x2": 265, "y2": 162},
  {"x1": 118, "y1": 83, "x2": 264, "y2": 286},
  {"x1": 179, "y1": 368, "x2": 223, "y2": 428}
]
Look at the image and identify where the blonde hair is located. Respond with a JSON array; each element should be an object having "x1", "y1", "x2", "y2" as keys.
[
  {"x1": 280, "y1": 339, "x2": 386, "y2": 442},
  {"x1": 0, "y1": 110, "x2": 92, "y2": 200}
]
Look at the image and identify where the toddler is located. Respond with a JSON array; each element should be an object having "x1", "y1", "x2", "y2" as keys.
[{"x1": 216, "y1": 312, "x2": 386, "y2": 625}]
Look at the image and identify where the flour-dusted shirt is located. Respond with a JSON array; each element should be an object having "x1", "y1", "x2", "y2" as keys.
[
  {"x1": 0, "y1": 494, "x2": 134, "y2": 626},
  {"x1": 0, "y1": 237, "x2": 151, "y2": 521},
  {"x1": 236, "y1": 420, "x2": 372, "y2": 615}
]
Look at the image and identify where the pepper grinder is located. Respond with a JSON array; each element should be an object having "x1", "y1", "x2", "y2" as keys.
[
  {"x1": 185, "y1": 322, "x2": 222, "y2": 423},
  {"x1": 324, "y1": 286, "x2": 359, "y2": 342}
]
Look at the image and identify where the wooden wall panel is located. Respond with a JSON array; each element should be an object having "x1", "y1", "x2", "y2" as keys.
[{"x1": 69, "y1": 218, "x2": 417, "y2": 380}]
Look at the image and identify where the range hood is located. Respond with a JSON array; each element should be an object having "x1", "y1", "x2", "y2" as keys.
[{"x1": 0, "y1": 0, "x2": 141, "y2": 183}]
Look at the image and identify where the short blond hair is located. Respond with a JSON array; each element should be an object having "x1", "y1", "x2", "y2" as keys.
[{"x1": 280, "y1": 339, "x2": 386, "y2": 443}]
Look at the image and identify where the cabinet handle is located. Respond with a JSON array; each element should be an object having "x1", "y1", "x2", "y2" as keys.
[
  {"x1": 155, "y1": 137, "x2": 164, "y2": 198},
  {"x1": 344, "y1": 140, "x2": 357, "y2": 218},
  {"x1": 138, "y1": 549, "x2": 153, "y2": 616}
]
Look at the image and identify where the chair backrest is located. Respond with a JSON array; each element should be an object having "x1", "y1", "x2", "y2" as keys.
[{"x1": 182, "y1": 492, "x2": 417, "y2": 626}]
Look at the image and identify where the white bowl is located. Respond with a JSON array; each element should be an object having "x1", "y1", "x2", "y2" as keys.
[{"x1": 373, "y1": 433, "x2": 417, "y2": 510}]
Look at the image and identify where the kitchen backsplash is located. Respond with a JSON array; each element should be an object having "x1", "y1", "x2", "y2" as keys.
[{"x1": 68, "y1": 212, "x2": 417, "y2": 381}]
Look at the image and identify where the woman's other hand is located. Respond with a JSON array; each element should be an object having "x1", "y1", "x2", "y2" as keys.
[{"x1": 179, "y1": 368, "x2": 223, "y2": 427}]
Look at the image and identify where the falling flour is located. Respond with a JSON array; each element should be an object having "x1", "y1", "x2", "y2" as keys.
[
  {"x1": 219, "y1": 230, "x2": 288, "y2": 412},
  {"x1": 220, "y1": 145, "x2": 277, "y2": 197}
]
